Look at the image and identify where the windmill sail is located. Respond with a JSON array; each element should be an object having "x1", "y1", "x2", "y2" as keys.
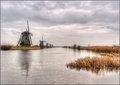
[
  {"x1": 17, "y1": 35, "x2": 22, "y2": 46},
  {"x1": 29, "y1": 35, "x2": 32, "y2": 46},
  {"x1": 27, "y1": 20, "x2": 30, "y2": 32}
]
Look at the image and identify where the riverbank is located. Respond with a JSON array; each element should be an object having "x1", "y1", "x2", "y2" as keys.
[
  {"x1": 80, "y1": 46, "x2": 119, "y2": 53},
  {"x1": 0, "y1": 45, "x2": 41, "y2": 50},
  {"x1": 70, "y1": 45, "x2": 119, "y2": 57},
  {"x1": 81, "y1": 46, "x2": 119, "y2": 58},
  {"x1": 11, "y1": 46, "x2": 40, "y2": 50}
]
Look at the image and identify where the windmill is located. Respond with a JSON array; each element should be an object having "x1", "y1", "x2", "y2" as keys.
[
  {"x1": 17, "y1": 20, "x2": 32, "y2": 46},
  {"x1": 39, "y1": 34, "x2": 46, "y2": 49}
]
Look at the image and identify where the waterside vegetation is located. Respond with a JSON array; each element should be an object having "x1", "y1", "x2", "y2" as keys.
[
  {"x1": 0, "y1": 45, "x2": 12, "y2": 50},
  {"x1": 68, "y1": 45, "x2": 119, "y2": 57},
  {"x1": 0, "y1": 45, "x2": 40, "y2": 50},
  {"x1": 66, "y1": 45, "x2": 119, "y2": 73},
  {"x1": 66, "y1": 56, "x2": 119, "y2": 74}
]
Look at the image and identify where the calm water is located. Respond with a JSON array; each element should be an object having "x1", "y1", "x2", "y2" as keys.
[{"x1": 1, "y1": 48, "x2": 119, "y2": 84}]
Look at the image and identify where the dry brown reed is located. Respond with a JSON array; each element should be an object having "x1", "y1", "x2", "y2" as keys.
[
  {"x1": 80, "y1": 46, "x2": 119, "y2": 53},
  {"x1": 67, "y1": 56, "x2": 119, "y2": 69}
]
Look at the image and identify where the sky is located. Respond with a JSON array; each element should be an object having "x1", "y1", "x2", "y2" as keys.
[{"x1": 1, "y1": 1, "x2": 119, "y2": 46}]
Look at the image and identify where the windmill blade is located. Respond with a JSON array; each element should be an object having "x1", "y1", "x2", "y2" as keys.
[
  {"x1": 41, "y1": 33, "x2": 44, "y2": 41},
  {"x1": 30, "y1": 33, "x2": 33, "y2": 36},
  {"x1": 17, "y1": 35, "x2": 22, "y2": 46},
  {"x1": 29, "y1": 35, "x2": 32, "y2": 46},
  {"x1": 27, "y1": 20, "x2": 30, "y2": 32}
]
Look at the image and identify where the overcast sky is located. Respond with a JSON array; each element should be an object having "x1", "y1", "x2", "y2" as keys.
[{"x1": 1, "y1": 1, "x2": 119, "y2": 46}]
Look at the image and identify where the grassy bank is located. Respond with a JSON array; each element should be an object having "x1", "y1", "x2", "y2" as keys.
[
  {"x1": 11, "y1": 46, "x2": 40, "y2": 50},
  {"x1": 81, "y1": 46, "x2": 119, "y2": 57},
  {"x1": 67, "y1": 56, "x2": 119, "y2": 70},
  {"x1": 0, "y1": 45, "x2": 41, "y2": 50},
  {"x1": 70, "y1": 45, "x2": 119, "y2": 57},
  {"x1": 80, "y1": 46, "x2": 119, "y2": 53}
]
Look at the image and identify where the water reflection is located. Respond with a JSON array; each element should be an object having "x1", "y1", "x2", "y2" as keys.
[
  {"x1": 67, "y1": 66, "x2": 119, "y2": 75},
  {"x1": 18, "y1": 50, "x2": 32, "y2": 84},
  {"x1": 39, "y1": 50, "x2": 44, "y2": 66},
  {"x1": 73, "y1": 49, "x2": 77, "y2": 56}
]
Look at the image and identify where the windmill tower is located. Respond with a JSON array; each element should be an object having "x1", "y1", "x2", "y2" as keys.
[{"x1": 17, "y1": 20, "x2": 32, "y2": 46}]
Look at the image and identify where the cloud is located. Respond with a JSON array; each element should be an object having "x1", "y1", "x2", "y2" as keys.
[{"x1": 1, "y1": 1, "x2": 119, "y2": 46}]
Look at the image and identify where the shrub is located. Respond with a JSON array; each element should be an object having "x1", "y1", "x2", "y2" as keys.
[
  {"x1": 0, "y1": 45, "x2": 12, "y2": 50},
  {"x1": 77, "y1": 45, "x2": 81, "y2": 50}
]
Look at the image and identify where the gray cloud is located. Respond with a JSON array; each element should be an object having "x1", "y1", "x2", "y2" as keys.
[{"x1": 1, "y1": 1, "x2": 119, "y2": 46}]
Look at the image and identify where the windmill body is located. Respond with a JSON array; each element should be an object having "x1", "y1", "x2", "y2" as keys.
[
  {"x1": 39, "y1": 40, "x2": 46, "y2": 49},
  {"x1": 20, "y1": 31, "x2": 31, "y2": 46},
  {"x1": 17, "y1": 21, "x2": 32, "y2": 46}
]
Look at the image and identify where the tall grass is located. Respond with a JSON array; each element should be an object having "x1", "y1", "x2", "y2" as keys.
[
  {"x1": 11, "y1": 46, "x2": 40, "y2": 50},
  {"x1": 67, "y1": 56, "x2": 119, "y2": 69},
  {"x1": 80, "y1": 46, "x2": 119, "y2": 53},
  {"x1": 0, "y1": 45, "x2": 12, "y2": 50},
  {"x1": 70, "y1": 45, "x2": 119, "y2": 57}
]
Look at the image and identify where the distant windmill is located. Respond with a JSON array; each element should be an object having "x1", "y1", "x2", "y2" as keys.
[
  {"x1": 39, "y1": 34, "x2": 46, "y2": 49},
  {"x1": 17, "y1": 20, "x2": 32, "y2": 46}
]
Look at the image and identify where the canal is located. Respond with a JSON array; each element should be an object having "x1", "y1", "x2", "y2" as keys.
[{"x1": 1, "y1": 48, "x2": 119, "y2": 84}]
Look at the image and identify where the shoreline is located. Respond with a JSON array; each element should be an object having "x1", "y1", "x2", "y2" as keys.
[
  {"x1": 69, "y1": 46, "x2": 119, "y2": 58},
  {"x1": 0, "y1": 46, "x2": 41, "y2": 50},
  {"x1": 11, "y1": 46, "x2": 41, "y2": 50}
]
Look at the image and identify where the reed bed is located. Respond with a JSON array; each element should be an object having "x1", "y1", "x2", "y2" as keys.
[
  {"x1": 80, "y1": 46, "x2": 119, "y2": 53},
  {"x1": 66, "y1": 56, "x2": 119, "y2": 70},
  {"x1": 70, "y1": 45, "x2": 119, "y2": 57}
]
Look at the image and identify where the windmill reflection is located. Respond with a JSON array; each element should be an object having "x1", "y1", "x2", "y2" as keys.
[
  {"x1": 39, "y1": 49, "x2": 44, "y2": 68},
  {"x1": 19, "y1": 50, "x2": 31, "y2": 84}
]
